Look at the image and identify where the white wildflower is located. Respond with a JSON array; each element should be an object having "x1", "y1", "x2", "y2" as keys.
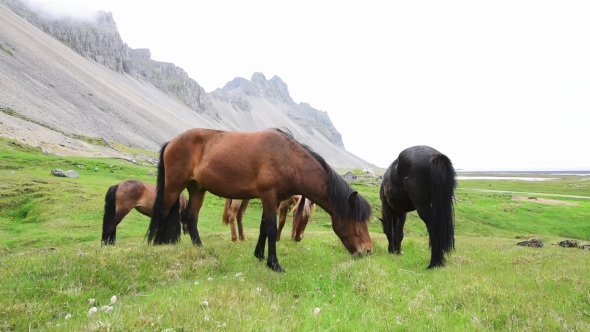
[
  {"x1": 256, "y1": 287, "x2": 262, "y2": 292},
  {"x1": 202, "y1": 301, "x2": 209, "y2": 307},
  {"x1": 110, "y1": 295, "x2": 117, "y2": 304},
  {"x1": 313, "y1": 307, "x2": 321, "y2": 315},
  {"x1": 194, "y1": 281, "x2": 200, "y2": 285},
  {"x1": 64, "y1": 314, "x2": 72, "y2": 320},
  {"x1": 207, "y1": 277, "x2": 213, "y2": 281},
  {"x1": 235, "y1": 272, "x2": 243, "y2": 278},
  {"x1": 88, "y1": 307, "x2": 98, "y2": 315},
  {"x1": 88, "y1": 298, "x2": 95, "y2": 305}
]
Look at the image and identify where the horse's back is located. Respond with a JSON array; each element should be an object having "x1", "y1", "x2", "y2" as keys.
[{"x1": 169, "y1": 128, "x2": 301, "y2": 198}]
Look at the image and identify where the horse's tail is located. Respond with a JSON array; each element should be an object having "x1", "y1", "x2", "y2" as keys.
[
  {"x1": 429, "y1": 152, "x2": 457, "y2": 259},
  {"x1": 147, "y1": 142, "x2": 182, "y2": 244},
  {"x1": 101, "y1": 184, "x2": 119, "y2": 245},
  {"x1": 222, "y1": 199, "x2": 231, "y2": 225}
]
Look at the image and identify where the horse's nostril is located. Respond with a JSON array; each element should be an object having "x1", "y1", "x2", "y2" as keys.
[{"x1": 366, "y1": 249, "x2": 372, "y2": 255}]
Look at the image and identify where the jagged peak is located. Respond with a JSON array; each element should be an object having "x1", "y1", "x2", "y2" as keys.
[
  {"x1": 221, "y1": 77, "x2": 249, "y2": 91},
  {"x1": 269, "y1": 75, "x2": 284, "y2": 84},
  {"x1": 251, "y1": 72, "x2": 267, "y2": 84}
]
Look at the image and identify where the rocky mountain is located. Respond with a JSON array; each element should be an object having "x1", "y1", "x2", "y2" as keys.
[{"x1": 0, "y1": 0, "x2": 373, "y2": 168}]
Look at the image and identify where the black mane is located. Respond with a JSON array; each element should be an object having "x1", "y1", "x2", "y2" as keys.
[{"x1": 272, "y1": 128, "x2": 371, "y2": 224}]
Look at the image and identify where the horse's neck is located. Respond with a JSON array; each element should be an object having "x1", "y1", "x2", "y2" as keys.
[{"x1": 294, "y1": 167, "x2": 333, "y2": 217}]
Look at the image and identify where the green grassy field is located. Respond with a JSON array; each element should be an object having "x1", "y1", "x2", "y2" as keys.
[{"x1": 1, "y1": 137, "x2": 589, "y2": 331}]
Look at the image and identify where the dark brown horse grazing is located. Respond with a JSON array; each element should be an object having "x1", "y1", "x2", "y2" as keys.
[
  {"x1": 102, "y1": 180, "x2": 189, "y2": 245},
  {"x1": 147, "y1": 128, "x2": 373, "y2": 272},
  {"x1": 222, "y1": 196, "x2": 316, "y2": 242},
  {"x1": 379, "y1": 145, "x2": 457, "y2": 269}
]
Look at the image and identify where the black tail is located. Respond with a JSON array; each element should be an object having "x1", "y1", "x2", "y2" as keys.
[
  {"x1": 147, "y1": 142, "x2": 182, "y2": 244},
  {"x1": 429, "y1": 153, "x2": 457, "y2": 261},
  {"x1": 102, "y1": 184, "x2": 119, "y2": 245}
]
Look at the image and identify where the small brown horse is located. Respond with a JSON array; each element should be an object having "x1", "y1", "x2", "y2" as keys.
[
  {"x1": 102, "y1": 180, "x2": 189, "y2": 245},
  {"x1": 222, "y1": 198, "x2": 250, "y2": 242},
  {"x1": 379, "y1": 145, "x2": 457, "y2": 269},
  {"x1": 223, "y1": 196, "x2": 316, "y2": 242},
  {"x1": 278, "y1": 195, "x2": 316, "y2": 241},
  {"x1": 147, "y1": 128, "x2": 372, "y2": 272}
]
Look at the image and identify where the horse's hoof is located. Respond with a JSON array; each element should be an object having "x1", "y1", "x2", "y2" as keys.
[
  {"x1": 254, "y1": 251, "x2": 265, "y2": 260},
  {"x1": 267, "y1": 261, "x2": 284, "y2": 273},
  {"x1": 427, "y1": 263, "x2": 443, "y2": 269}
]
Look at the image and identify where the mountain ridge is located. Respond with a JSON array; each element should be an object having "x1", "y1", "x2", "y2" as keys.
[{"x1": 0, "y1": 0, "x2": 374, "y2": 168}]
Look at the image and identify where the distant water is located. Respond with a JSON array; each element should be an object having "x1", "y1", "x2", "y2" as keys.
[
  {"x1": 457, "y1": 170, "x2": 590, "y2": 176},
  {"x1": 457, "y1": 176, "x2": 560, "y2": 181}
]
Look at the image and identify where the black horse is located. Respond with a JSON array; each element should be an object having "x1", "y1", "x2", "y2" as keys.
[{"x1": 379, "y1": 145, "x2": 457, "y2": 268}]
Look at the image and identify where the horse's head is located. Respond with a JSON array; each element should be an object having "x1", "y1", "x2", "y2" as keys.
[{"x1": 330, "y1": 191, "x2": 373, "y2": 256}]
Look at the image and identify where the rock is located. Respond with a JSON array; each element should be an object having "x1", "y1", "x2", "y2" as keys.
[
  {"x1": 578, "y1": 242, "x2": 590, "y2": 250},
  {"x1": 94, "y1": 166, "x2": 99, "y2": 171},
  {"x1": 558, "y1": 239, "x2": 579, "y2": 248},
  {"x1": 52, "y1": 168, "x2": 79, "y2": 178},
  {"x1": 147, "y1": 171, "x2": 155, "y2": 176},
  {"x1": 63, "y1": 170, "x2": 79, "y2": 178},
  {"x1": 51, "y1": 168, "x2": 66, "y2": 177},
  {"x1": 517, "y1": 238, "x2": 544, "y2": 248}
]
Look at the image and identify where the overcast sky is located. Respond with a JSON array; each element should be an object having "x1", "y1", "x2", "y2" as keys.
[{"x1": 17, "y1": 0, "x2": 590, "y2": 170}]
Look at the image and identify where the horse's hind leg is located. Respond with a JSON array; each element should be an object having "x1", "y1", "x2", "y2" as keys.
[
  {"x1": 414, "y1": 203, "x2": 443, "y2": 268},
  {"x1": 102, "y1": 208, "x2": 131, "y2": 245},
  {"x1": 227, "y1": 200, "x2": 241, "y2": 242},
  {"x1": 186, "y1": 181, "x2": 207, "y2": 246},
  {"x1": 237, "y1": 199, "x2": 249, "y2": 241}
]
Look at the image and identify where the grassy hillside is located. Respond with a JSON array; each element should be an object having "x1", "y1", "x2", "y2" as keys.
[{"x1": 1, "y1": 137, "x2": 589, "y2": 331}]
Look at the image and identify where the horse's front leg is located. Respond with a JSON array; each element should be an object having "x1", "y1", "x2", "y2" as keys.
[
  {"x1": 392, "y1": 211, "x2": 407, "y2": 254},
  {"x1": 277, "y1": 201, "x2": 289, "y2": 241},
  {"x1": 186, "y1": 182, "x2": 206, "y2": 246},
  {"x1": 380, "y1": 204, "x2": 396, "y2": 254}
]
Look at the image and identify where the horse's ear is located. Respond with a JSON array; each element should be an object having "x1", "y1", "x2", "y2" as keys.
[{"x1": 348, "y1": 191, "x2": 358, "y2": 207}]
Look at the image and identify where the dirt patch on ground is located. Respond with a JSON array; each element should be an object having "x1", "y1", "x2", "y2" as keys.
[{"x1": 512, "y1": 196, "x2": 579, "y2": 206}]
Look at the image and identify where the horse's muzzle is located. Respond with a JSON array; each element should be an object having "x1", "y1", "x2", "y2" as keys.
[{"x1": 353, "y1": 249, "x2": 372, "y2": 259}]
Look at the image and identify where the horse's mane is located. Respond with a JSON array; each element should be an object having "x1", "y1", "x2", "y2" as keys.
[{"x1": 272, "y1": 128, "x2": 371, "y2": 224}]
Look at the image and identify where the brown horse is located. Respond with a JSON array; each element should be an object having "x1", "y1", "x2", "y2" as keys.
[
  {"x1": 147, "y1": 128, "x2": 372, "y2": 272},
  {"x1": 102, "y1": 180, "x2": 189, "y2": 245},
  {"x1": 223, "y1": 196, "x2": 316, "y2": 242}
]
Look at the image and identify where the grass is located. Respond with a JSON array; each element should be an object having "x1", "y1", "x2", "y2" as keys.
[
  {"x1": 0, "y1": 138, "x2": 589, "y2": 331},
  {"x1": 0, "y1": 43, "x2": 14, "y2": 57}
]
